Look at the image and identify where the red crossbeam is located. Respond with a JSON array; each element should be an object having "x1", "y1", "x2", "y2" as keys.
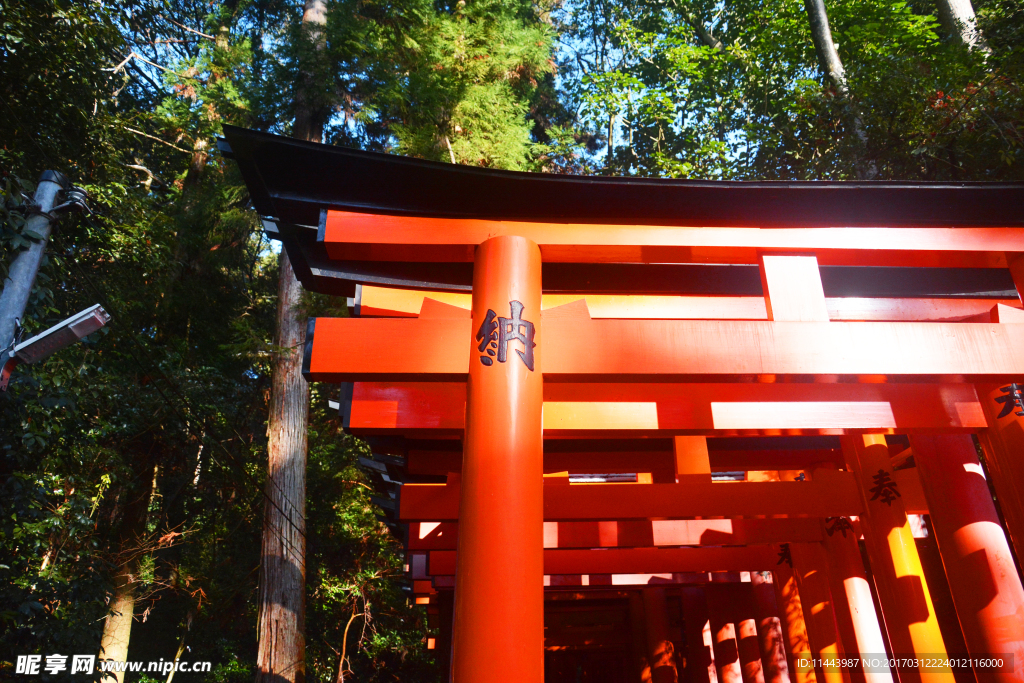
[
  {"x1": 323, "y1": 211, "x2": 1024, "y2": 267},
  {"x1": 408, "y1": 518, "x2": 823, "y2": 550},
  {"x1": 344, "y1": 381, "x2": 985, "y2": 435},
  {"x1": 404, "y1": 448, "x2": 843, "y2": 476},
  {"x1": 398, "y1": 471, "x2": 861, "y2": 521},
  {"x1": 356, "y1": 285, "x2": 1021, "y2": 323},
  {"x1": 425, "y1": 546, "x2": 781, "y2": 575},
  {"x1": 306, "y1": 317, "x2": 1024, "y2": 382}
]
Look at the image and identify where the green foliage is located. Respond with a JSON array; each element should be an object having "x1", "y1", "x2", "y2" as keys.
[
  {"x1": 387, "y1": 0, "x2": 555, "y2": 168},
  {"x1": 4, "y1": 0, "x2": 1023, "y2": 680},
  {"x1": 0, "y1": 0, "x2": 460, "y2": 679},
  {"x1": 557, "y1": 0, "x2": 1024, "y2": 179}
]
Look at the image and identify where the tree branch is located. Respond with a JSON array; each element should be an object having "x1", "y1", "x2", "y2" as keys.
[{"x1": 123, "y1": 126, "x2": 192, "y2": 153}]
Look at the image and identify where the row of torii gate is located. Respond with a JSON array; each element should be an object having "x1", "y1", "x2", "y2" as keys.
[{"x1": 223, "y1": 126, "x2": 1024, "y2": 683}]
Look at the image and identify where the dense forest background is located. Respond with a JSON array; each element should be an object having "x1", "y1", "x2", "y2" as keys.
[{"x1": 1, "y1": 0, "x2": 1022, "y2": 680}]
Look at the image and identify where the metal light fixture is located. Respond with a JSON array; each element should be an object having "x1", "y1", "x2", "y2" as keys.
[{"x1": 0, "y1": 304, "x2": 110, "y2": 390}]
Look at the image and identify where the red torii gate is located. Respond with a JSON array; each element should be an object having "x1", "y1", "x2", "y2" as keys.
[{"x1": 222, "y1": 125, "x2": 1024, "y2": 683}]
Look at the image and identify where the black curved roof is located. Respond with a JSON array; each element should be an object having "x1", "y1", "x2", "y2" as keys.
[
  {"x1": 218, "y1": 126, "x2": 1020, "y2": 297},
  {"x1": 220, "y1": 124, "x2": 1024, "y2": 228}
]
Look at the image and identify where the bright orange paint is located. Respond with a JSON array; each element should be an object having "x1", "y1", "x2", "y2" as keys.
[
  {"x1": 819, "y1": 520, "x2": 893, "y2": 683},
  {"x1": 433, "y1": 546, "x2": 779, "y2": 576},
  {"x1": 397, "y1": 472, "x2": 863, "y2": 522},
  {"x1": 773, "y1": 560, "x2": 819, "y2": 683},
  {"x1": 342, "y1": 381, "x2": 987, "y2": 437},
  {"x1": 322, "y1": 210, "x2": 1024, "y2": 267},
  {"x1": 789, "y1": 543, "x2": 847, "y2": 683},
  {"x1": 305, "y1": 316, "x2": 1024, "y2": 383},
  {"x1": 976, "y1": 383, "x2": 1024, "y2": 570},
  {"x1": 451, "y1": 236, "x2": 544, "y2": 683},
  {"x1": 759, "y1": 254, "x2": 830, "y2": 322},
  {"x1": 909, "y1": 434, "x2": 1024, "y2": 683},
  {"x1": 408, "y1": 519, "x2": 822, "y2": 551},
  {"x1": 842, "y1": 435, "x2": 953, "y2": 683},
  {"x1": 355, "y1": 284, "x2": 1021, "y2": 322}
]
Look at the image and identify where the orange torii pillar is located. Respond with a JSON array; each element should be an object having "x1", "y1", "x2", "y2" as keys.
[
  {"x1": 452, "y1": 236, "x2": 544, "y2": 683},
  {"x1": 976, "y1": 254, "x2": 1024, "y2": 562},
  {"x1": 736, "y1": 583, "x2": 769, "y2": 683},
  {"x1": 708, "y1": 581, "x2": 745, "y2": 683},
  {"x1": 819, "y1": 518, "x2": 893, "y2": 683},
  {"x1": 789, "y1": 543, "x2": 848, "y2": 683},
  {"x1": 842, "y1": 435, "x2": 954, "y2": 683},
  {"x1": 645, "y1": 587, "x2": 681, "y2": 683},
  {"x1": 773, "y1": 556, "x2": 818, "y2": 683},
  {"x1": 750, "y1": 572, "x2": 793, "y2": 683},
  {"x1": 976, "y1": 381, "x2": 1024, "y2": 566},
  {"x1": 908, "y1": 434, "x2": 1024, "y2": 683},
  {"x1": 682, "y1": 586, "x2": 720, "y2": 683}
]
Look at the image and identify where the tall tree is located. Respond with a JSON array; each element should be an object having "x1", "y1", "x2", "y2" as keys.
[
  {"x1": 935, "y1": 0, "x2": 990, "y2": 52},
  {"x1": 256, "y1": 248, "x2": 309, "y2": 683},
  {"x1": 385, "y1": 0, "x2": 555, "y2": 168},
  {"x1": 802, "y1": 0, "x2": 875, "y2": 178},
  {"x1": 255, "y1": 2, "x2": 326, "y2": 682},
  {"x1": 97, "y1": 457, "x2": 157, "y2": 682}
]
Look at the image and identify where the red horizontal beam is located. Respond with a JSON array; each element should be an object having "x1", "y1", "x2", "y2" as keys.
[
  {"x1": 398, "y1": 470, "x2": 862, "y2": 521},
  {"x1": 407, "y1": 518, "x2": 822, "y2": 551},
  {"x1": 426, "y1": 546, "x2": 781, "y2": 576},
  {"x1": 404, "y1": 448, "x2": 843, "y2": 476},
  {"x1": 306, "y1": 316, "x2": 1024, "y2": 383},
  {"x1": 357, "y1": 285, "x2": 1021, "y2": 323},
  {"x1": 323, "y1": 211, "x2": 1024, "y2": 267},
  {"x1": 346, "y1": 381, "x2": 985, "y2": 435}
]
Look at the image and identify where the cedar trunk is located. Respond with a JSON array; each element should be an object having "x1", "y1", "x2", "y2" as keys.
[
  {"x1": 98, "y1": 461, "x2": 156, "y2": 683},
  {"x1": 256, "y1": 250, "x2": 310, "y2": 683},
  {"x1": 255, "y1": 2, "x2": 326, "y2": 681}
]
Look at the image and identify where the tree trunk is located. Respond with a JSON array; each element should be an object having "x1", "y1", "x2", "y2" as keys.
[
  {"x1": 934, "y1": 0, "x2": 990, "y2": 53},
  {"x1": 256, "y1": 249, "x2": 311, "y2": 683},
  {"x1": 99, "y1": 568, "x2": 136, "y2": 683},
  {"x1": 293, "y1": 0, "x2": 329, "y2": 144},
  {"x1": 677, "y1": 6, "x2": 725, "y2": 53},
  {"x1": 98, "y1": 461, "x2": 157, "y2": 683},
  {"x1": 255, "y1": 3, "x2": 324, "y2": 680},
  {"x1": 803, "y1": 0, "x2": 848, "y2": 96},
  {"x1": 802, "y1": 0, "x2": 876, "y2": 179},
  {"x1": 607, "y1": 113, "x2": 615, "y2": 171}
]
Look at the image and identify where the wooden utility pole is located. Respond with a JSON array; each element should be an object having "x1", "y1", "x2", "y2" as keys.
[{"x1": 255, "y1": 2, "x2": 327, "y2": 683}]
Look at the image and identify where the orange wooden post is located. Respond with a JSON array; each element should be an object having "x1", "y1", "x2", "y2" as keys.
[
  {"x1": 908, "y1": 434, "x2": 1024, "y2": 683},
  {"x1": 644, "y1": 587, "x2": 680, "y2": 683},
  {"x1": 632, "y1": 591, "x2": 651, "y2": 683},
  {"x1": 735, "y1": 584, "x2": 768, "y2": 683},
  {"x1": 976, "y1": 382, "x2": 1024, "y2": 565},
  {"x1": 758, "y1": 254, "x2": 830, "y2": 322},
  {"x1": 819, "y1": 519, "x2": 894, "y2": 683},
  {"x1": 437, "y1": 590, "x2": 455, "y2": 682},
  {"x1": 789, "y1": 543, "x2": 848, "y2": 683},
  {"x1": 976, "y1": 254, "x2": 1024, "y2": 564},
  {"x1": 773, "y1": 559, "x2": 818, "y2": 683},
  {"x1": 751, "y1": 573, "x2": 792, "y2": 683},
  {"x1": 675, "y1": 435, "x2": 713, "y2": 481},
  {"x1": 842, "y1": 435, "x2": 953, "y2": 683},
  {"x1": 451, "y1": 236, "x2": 544, "y2": 683},
  {"x1": 682, "y1": 587, "x2": 719, "y2": 683},
  {"x1": 708, "y1": 583, "x2": 744, "y2": 683}
]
